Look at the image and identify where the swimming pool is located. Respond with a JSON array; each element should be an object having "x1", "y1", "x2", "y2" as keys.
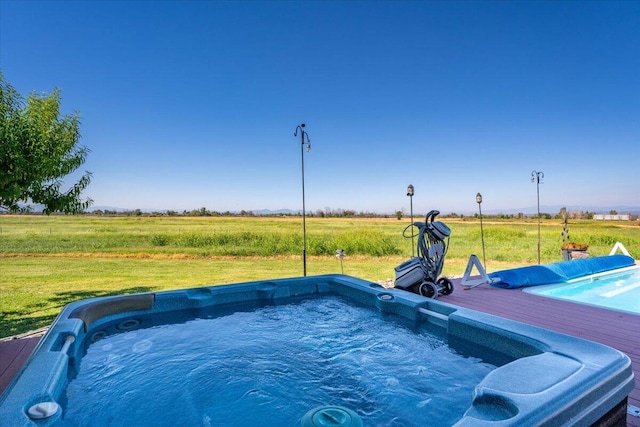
[
  {"x1": 0, "y1": 275, "x2": 634, "y2": 426},
  {"x1": 524, "y1": 266, "x2": 640, "y2": 315}
]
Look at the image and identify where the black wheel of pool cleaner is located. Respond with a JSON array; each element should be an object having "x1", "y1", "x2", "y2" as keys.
[
  {"x1": 437, "y1": 277, "x2": 454, "y2": 295},
  {"x1": 419, "y1": 281, "x2": 438, "y2": 299},
  {"x1": 409, "y1": 284, "x2": 421, "y2": 295}
]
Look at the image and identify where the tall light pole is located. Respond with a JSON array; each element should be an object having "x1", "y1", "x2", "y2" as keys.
[
  {"x1": 407, "y1": 184, "x2": 415, "y2": 257},
  {"x1": 531, "y1": 170, "x2": 544, "y2": 264},
  {"x1": 476, "y1": 192, "x2": 486, "y2": 270},
  {"x1": 294, "y1": 124, "x2": 311, "y2": 276}
]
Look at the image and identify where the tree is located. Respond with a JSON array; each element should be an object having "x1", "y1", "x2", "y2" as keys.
[{"x1": 0, "y1": 73, "x2": 92, "y2": 214}]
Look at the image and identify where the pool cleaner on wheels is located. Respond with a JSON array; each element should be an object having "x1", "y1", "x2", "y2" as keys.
[{"x1": 394, "y1": 210, "x2": 454, "y2": 298}]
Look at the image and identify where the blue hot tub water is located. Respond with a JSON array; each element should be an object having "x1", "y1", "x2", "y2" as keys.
[
  {"x1": 0, "y1": 275, "x2": 634, "y2": 426},
  {"x1": 62, "y1": 297, "x2": 494, "y2": 426}
]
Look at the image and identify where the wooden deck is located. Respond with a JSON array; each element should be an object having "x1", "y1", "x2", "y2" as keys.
[
  {"x1": 0, "y1": 280, "x2": 638, "y2": 425},
  {"x1": 0, "y1": 329, "x2": 45, "y2": 396},
  {"x1": 444, "y1": 279, "x2": 639, "y2": 426}
]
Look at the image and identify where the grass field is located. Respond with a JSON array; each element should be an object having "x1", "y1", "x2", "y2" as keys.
[{"x1": 1, "y1": 214, "x2": 638, "y2": 338}]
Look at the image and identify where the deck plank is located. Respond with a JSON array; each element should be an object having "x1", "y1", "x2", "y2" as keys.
[{"x1": 0, "y1": 336, "x2": 41, "y2": 394}]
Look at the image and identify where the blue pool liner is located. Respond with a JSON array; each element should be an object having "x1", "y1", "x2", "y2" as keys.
[{"x1": 488, "y1": 254, "x2": 636, "y2": 289}]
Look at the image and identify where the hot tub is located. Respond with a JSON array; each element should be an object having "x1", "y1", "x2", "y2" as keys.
[{"x1": 0, "y1": 275, "x2": 634, "y2": 426}]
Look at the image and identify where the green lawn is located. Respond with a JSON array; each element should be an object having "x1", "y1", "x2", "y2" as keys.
[{"x1": 1, "y1": 214, "x2": 638, "y2": 338}]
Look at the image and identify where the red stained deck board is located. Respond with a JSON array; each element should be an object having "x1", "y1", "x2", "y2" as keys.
[{"x1": 0, "y1": 336, "x2": 40, "y2": 395}]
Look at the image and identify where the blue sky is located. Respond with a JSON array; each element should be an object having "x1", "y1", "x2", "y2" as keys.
[{"x1": 1, "y1": 0, "x2": 638, "y2": 214}]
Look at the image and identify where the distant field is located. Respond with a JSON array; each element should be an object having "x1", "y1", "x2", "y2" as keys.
[{"x1": 1, "y1": 214, "x2": 638, "y2": 337}]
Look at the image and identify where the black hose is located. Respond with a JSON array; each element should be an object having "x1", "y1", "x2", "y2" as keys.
[{"x1": 403, "y1": 216, "x2": 449, "y2": 281}]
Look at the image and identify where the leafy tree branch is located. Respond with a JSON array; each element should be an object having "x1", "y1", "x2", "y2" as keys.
[{"x1": 0, "y1": 73, "x2": 92, "y2": 214}]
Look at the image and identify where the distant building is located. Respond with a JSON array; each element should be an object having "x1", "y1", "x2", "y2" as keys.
[{"x1": 593, "y1": 214, "x2": 631, "y2": 221}]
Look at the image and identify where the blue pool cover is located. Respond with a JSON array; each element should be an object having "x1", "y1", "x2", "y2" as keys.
[{"x1": 488, "y1": 255, "x2": 636, "y2": 289}]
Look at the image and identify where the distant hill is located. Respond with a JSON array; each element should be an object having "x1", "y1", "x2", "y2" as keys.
[
  {"x1": 252, "y1": 208, "x2": 299, "y2": 215},
  {"x1": 481, "y1": 205, "x2": 640, "y2": 216},
  {"x1": 13, "y1": 203, "x2": 636, "y2": 217},
  {"x1": 87, "y1": 205, "x2": 131, "y2": 213}
]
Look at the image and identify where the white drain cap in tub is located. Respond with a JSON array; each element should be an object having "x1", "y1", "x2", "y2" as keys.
[{"x1": 27, "y1": 401, "x2": 60, "y2": 419}]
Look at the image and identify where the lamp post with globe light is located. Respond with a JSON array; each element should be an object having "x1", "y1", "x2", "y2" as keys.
[
  {"x1": 407, "y1": 184, "x2": 415, "y2": 257},
  {"x1": 476, "y1": 192, "x2": 486, "y2": 270}
]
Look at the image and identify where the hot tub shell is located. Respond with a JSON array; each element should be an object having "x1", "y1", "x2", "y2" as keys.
[{"x1": 0, "y1": 274, "x2": 634, "y2": 426}]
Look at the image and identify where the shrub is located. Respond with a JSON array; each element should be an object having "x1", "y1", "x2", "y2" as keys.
[{"x1": 150, "y1": 234, "x2": 170, "y2": 246}]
